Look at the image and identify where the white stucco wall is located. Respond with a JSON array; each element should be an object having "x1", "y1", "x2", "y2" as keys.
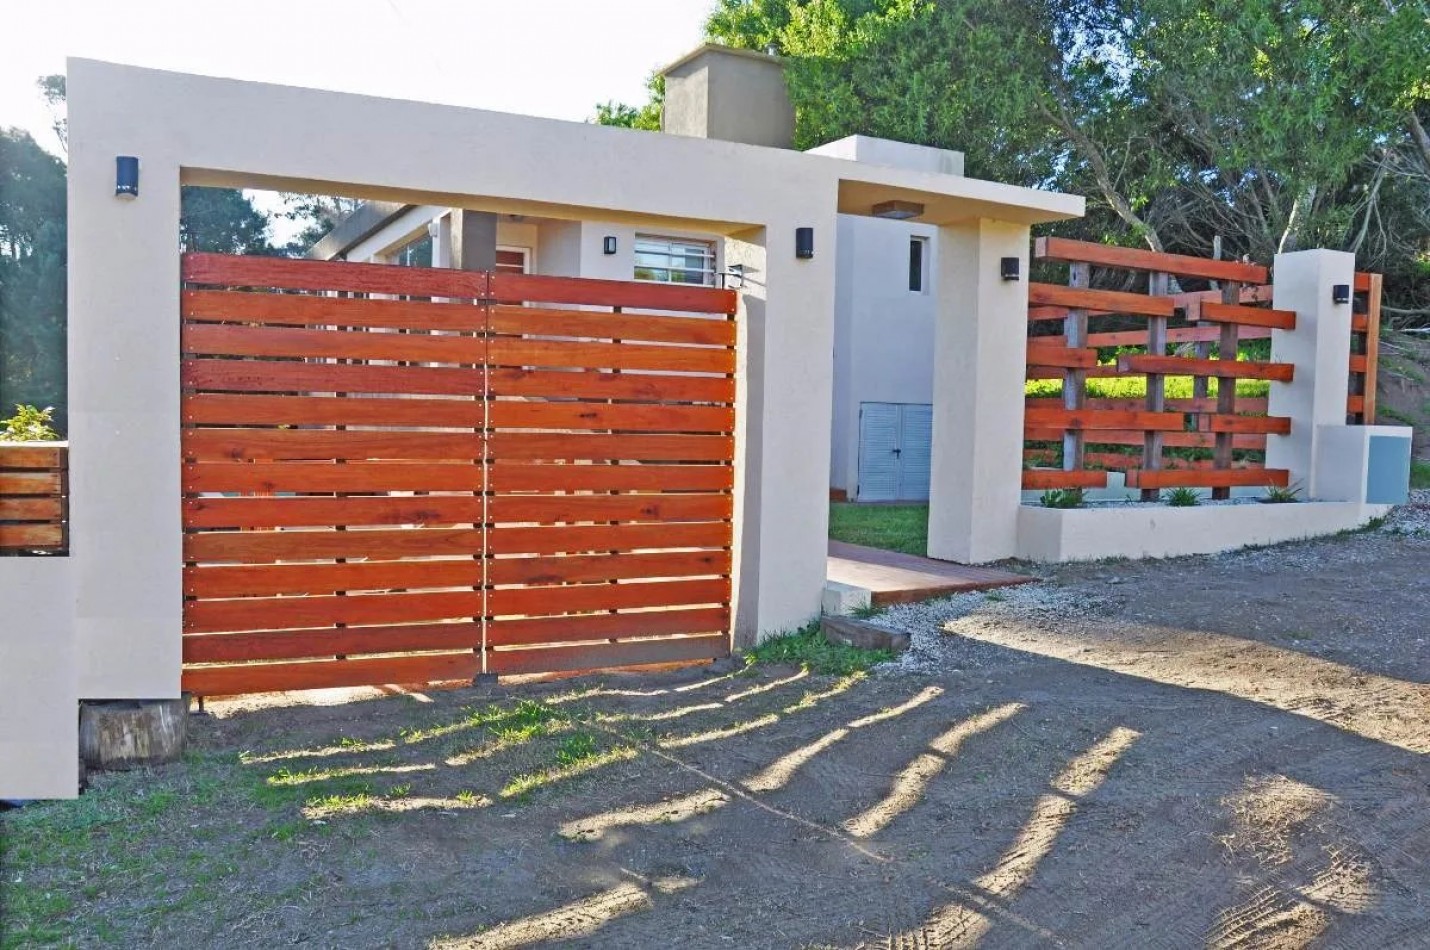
[
  {"x1": 829, "y1": 214, "x2": 939, "y2": 495},
  {"x1": 0, "y1": 558, "x2": 77, "y2": 798}
]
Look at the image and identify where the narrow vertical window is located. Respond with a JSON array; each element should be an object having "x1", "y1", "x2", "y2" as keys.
[{"x1": 908, "y1": 237, "x2": 926, "y2": 292}]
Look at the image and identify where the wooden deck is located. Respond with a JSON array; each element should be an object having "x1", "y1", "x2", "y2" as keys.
[{"x1": 827, "y1": 541, "x2": 1033, "y2": 607}]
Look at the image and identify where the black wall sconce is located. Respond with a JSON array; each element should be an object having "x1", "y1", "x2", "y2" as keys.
[
  {"x1": 602, "y1": 236, "x2": 617, "y2": 255},
  {"x1": 1332, "y1": 283, "x2": 1351, "y2": 305},
  {"x1": 795, "y1": 227, "x2": 814, "y2": 260},
  {"x1": 115, "y1": 156, "x2": 139, "y2": 199},
  {"x1": 1000, "y1": 256, "x2": 1020, "y2": 281}
]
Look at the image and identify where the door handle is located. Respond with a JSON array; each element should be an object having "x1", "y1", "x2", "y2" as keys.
[{"x1": 892, "y1": 448, "x2": 902, "y2": 457}]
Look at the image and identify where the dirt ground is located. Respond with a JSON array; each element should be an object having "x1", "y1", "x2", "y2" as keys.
[{"x1": 3, "y1": 523, "x2": 1429, "y2": 949}]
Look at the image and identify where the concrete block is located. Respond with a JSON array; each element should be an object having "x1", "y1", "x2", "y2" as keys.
[
  {"x1": 821, "y1": 615, "x2": 910, "y2": 654},
  {"x1": 822, "y1": 580, "x2": 872, "y2": 616}
]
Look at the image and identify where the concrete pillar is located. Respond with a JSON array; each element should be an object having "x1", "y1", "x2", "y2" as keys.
[
  {"x1": 728, "y1": 214, "x2": 837, "y2": 645},
  {"x1": 450, "y1": 209, "x2": 497, "y2": 271},
  {"x1": 1267, "y1": 249, "x2": 1356, "y2": 498},
  {"x1": 927, "y1": 218, "x2": 1030, "y2": 564}
]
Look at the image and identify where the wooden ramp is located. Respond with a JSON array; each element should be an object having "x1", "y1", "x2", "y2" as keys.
[{"x1": 827, "y1": 541, "x2": 1033, "y2": 607}]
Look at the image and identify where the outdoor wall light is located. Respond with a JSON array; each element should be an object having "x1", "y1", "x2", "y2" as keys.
[
  {"x1": 115, "y1": 156, "x2": 139, "y2": 199},
  {"x1": 1332, "y1": 283, "x2": 1351, "y2": 304},
  {"x1": 1000, "y1": 256, "x2": 1020, "y2": 281},
  {"x1": 795, "y1": 227, "x2": 814, "y2": 260},
  {"x1": 603, "y1": 236, "x2": 617, "y2": 255},
  {"x1": 871, "y1": 200, "x2": 925, "y2": 220},
  {"x1": 720, "y1": 263, "x2": 747, "y2": 290}
]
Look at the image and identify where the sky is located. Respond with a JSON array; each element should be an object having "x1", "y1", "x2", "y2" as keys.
[{"x1": 3, "y1": 0, "x2": 715, "y2": 238}]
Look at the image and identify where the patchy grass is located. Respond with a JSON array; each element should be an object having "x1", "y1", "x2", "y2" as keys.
[
  {"x1": 829, "y1": 502, "x2": 928, "y2": 556},
  {"x1": 1412, "y1": 459, "x2": 1430, "y2": 490},
  {"x1": 746, "y1": 621, "x2": 892, "y2": 676}
]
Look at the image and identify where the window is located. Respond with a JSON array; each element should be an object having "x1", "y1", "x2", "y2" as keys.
[
  {"x1": 495, "y1": 247, "x2": 529, "y2": 274},
  {"x1": 634, "y1": 235, "x2": 717, "y2": 286},
  {"x1": 391, "y1": 231, "x2": 433, "y2": 268},
  {"x1": 908, "y1": 237, "x2": 928, "y2": 293}
]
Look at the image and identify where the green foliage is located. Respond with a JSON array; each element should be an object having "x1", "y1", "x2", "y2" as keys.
[
  {"x1": 705, "y1": 0, "x2": 1430, "y2": 321},
  {"x1": 592, "y1": 74, "x2": 664, "y2": 132},
  {"x1": 1411, "y1": 459, "x2": 1430, "y2": 490},
  {"x1": 1263, "y1": 482, "x2": 1303, "y2": 503},
  {"x1": 1040, "y1": 487, "x2": 1087, "y2": 509},
  {"x1": 1164, "y1": 486, "x2": 1201, "y2": 507},
  {"x1": 1025, "y1": 375, "x2": 1270, "y2": 401},
  {"x1": 0, "y1": 404, "x2": 59, "y2": 442},
  {"x1": 828, "y1": 502, "x2": 928, "y2": 555},
  {"x1": 746, "y1": 621, "x2": 891, "y2": 675},
  {"x1": 179, "y1": 186, "x2": 275, "y2": 255}
]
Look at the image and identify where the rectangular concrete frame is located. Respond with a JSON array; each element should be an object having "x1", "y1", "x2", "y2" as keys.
[{"x1": 57, "y1": 60, "x2": 1082, "y2": 714}]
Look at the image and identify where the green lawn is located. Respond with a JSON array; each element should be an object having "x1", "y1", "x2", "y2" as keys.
[
  {"x1": 1413, "y1": 459, "x2": 1430, "y2": 490},
  {"x1": 828, "y1": 502, "x2": 929, "y2": 556}
]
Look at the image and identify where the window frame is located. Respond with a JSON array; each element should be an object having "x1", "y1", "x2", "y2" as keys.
[
  {"x1": 908, "y1": 236, "x2": 929, "y2": 294},
  {"x1": 633, "y1": 234, "x2": 718, "y2": 287}
]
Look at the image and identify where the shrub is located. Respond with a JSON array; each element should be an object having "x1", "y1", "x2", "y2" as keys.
[
  {"x1": 1164, "y1": 487, "x2": 1200, "y2": 507},
  {"x1": 0, "y1": 405, "x2": 59, "y2": 442},
  {"x1": 1263, "y1": 482, "x2": 1303, "y2": 503},
  {"x1": 1040, "y1": 487, "x2": 1087, "y2": 509}
]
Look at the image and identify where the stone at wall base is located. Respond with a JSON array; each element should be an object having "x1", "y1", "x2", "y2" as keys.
[
  {"x1": 78, "y1": 699, "x2": 187, "y2": 772},
  {"x1": 822, "y1": 616, "x2": 910, "y2": 654}
]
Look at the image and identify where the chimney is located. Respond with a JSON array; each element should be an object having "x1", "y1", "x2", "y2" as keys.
[{"x1": 658, "y1": 44, "x2": 795, "y2": 149}]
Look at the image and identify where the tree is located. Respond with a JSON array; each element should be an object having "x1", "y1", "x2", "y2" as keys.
[
  {"x1": 592, "y1": 75, "x2": 664, "y2": 131},
  {"x1": 278, "y1": 194, "x2": 364, "y2": 255},
  {"x1": 0, "y1": 127, "x2": 67, "y2": 426},
  {"x1": 705, "y1": 0, "x2": 1430, "y2": 318}
]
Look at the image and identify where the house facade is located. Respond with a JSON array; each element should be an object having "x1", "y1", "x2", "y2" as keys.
[{"x1": 311, "y1": 45, "x2": 951, "y2": 503}]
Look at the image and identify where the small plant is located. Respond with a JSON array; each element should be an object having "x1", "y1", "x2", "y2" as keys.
[
  {"x1": 1263, "y1": 482, "x2": 1303, "y2": 504},
  {"x1": 1040, "y1": 487, "x2": 1087, "y2": 509},
  {"x1": 1164, "y1": 487, "x2": 1201, "y2": 507},
  {"x1": 0, "y1": 404, "x2": 59, "y2": 442},
  {"x1": 850, "y1": 602, "x2": 883, "y2": 620}
]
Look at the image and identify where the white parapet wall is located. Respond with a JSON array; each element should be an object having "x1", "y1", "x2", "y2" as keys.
[
  {"x1": 1016, "y1": 501, "x2": 1391, "y2": 563},
  {"x1": 0, "y1": 557, "x2": 77, "y2": 799}
]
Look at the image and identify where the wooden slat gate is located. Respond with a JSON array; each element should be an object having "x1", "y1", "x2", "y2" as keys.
[{"x1": 180, "y1": 253, "x2": 738, "y2": 695}]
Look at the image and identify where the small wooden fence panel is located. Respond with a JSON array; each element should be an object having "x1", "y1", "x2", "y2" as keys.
[
  {"x1": 1025, "y1": 238, "x2": 1293, "y2": 499},
  {"x1": 180, "y1": 253, "x2": 737, "y2": 695},
  {"x1": 0, "y1": 442, "x2": 68, "y2": 554}
]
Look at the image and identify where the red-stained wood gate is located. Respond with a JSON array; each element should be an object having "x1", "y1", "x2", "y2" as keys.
[{"x1": 179, "y1": 253, "x2": 737, "y2": 695}]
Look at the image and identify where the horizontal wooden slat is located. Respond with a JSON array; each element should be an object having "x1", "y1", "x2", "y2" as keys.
[
  {"x1": 183, "y1": 360, "x2": 735, "y2": 404},
  {"x1": 1022, "y1": 470, "x2": 1109, "y2": 490},
  {"x1": 488, "y1": 463, "x2": 733, "y2": 493},
  {"x1": 1117, "y1": 355, "x2": 1294, "y2": 382},
  {"x1": 0, "y1": 524, "x2": 65, "y2": 549},
  {"x1": 1351, "y1": 314, "x2": 1370, "y2": 333},
  {"x1": 1198, "y1": 302, "x2": 1296, "y2": 330},
  {"x1": 185, "y1": 495, "x2": 483, "y2": 529},
  {"x1": 182, "y1": 289, "x2": 485, "y2": 332},
  {"x1": 183, "y1": 324, "x2": 736, "y2": 374},
  {"x1": 182, "y1": 252, "x2": 490, "y2": 299},
  {"x1": 1204, "y1": 416, "x2": 1291, "y2": 435},
  {"x1": 1034, "y1": 237, "x2": 1269, "y2": 284},
  {"x1": 487, "y1": 633, "x2": 729, "y2": 676},
  {"x1": 488, "y1": 608, "x2": 730, "y2": 648},
  {"x1": 490, "y1": 272, "x2": 737, "y2": 314},
  {"x1": 186, "y1": 590, "x2": 487, "y2": 633},
  {"x1": 184, "y1": 461, "x2": 483, "y2": 494},
  {"x1": 1124, "y1": 468, "x2": 1289, "y2": 489},
  {"x1": 488, "y1": 432, "x2": 733, "y2": 462},
  {"x1": 488, "y1": 522, "x2": 730, "y2": 556},
  {"x1": 184, "y1": 622, "x2": 483, "y2": 663},
  {"x1": 184, "y1": 429, "x2": 482, "y2": 462},
  {"x1": 1025, "y1": 343, "x2": 1099, "y2": 369},
  {"x1": 1028, "y1": 283, "x2": 1176, "y2": 318},
  {"x1": 1347, "y1": 394, "x2": 1366, "y2": 414},
  {"x1": 490, "y1": 493, "x2": 731, "y2": 524},
  {"x1": 185, "y1": 522, "x2": 727, "y2": 562},
  {"x1": 0, "y1": 444, "x2": 67, "y2": 469},
  {"x1": 489, "y1": 578, "x2": 729, "y2": 617},
  {"x1": 184, "y1": 492, "x2": 731, "y2": 529},
  {"x1": 0, "y1": 471, "x2": 63, "y2": 494},
  {"x1": 182, "y1": 651, "x2": 480, "y2": 696},
  {"x1": 1023, "y1": 408, "x2": 1187, "y2": 432},
  {"x1": 184, "y1": 394, "x2": 484, "y2": 429},
  {"x1": 184, "y1": 551, "x2": 730, "y2": 598},
  {"x1": 1084, "y1": 326, "x2": 1271, "y2": 347},
  {"x1": 0, "y1": 498, "x2": 63, "y2": 521},
  {"x1": 487, "y1": 305, "x2": 735, "y2": 346},
  {"x1": 1354, "y1": 272, "x2": 1372, "y2": 292},
  {"x1": 1027, "y1": 428, "x2": 1267, "y2": 450},
  {"x1": 1349, "y1": 354, "x2": 1369, "y2": 373},
  {"x1": 488, "y1": 401, "x2": 733, "y2": 433}
]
